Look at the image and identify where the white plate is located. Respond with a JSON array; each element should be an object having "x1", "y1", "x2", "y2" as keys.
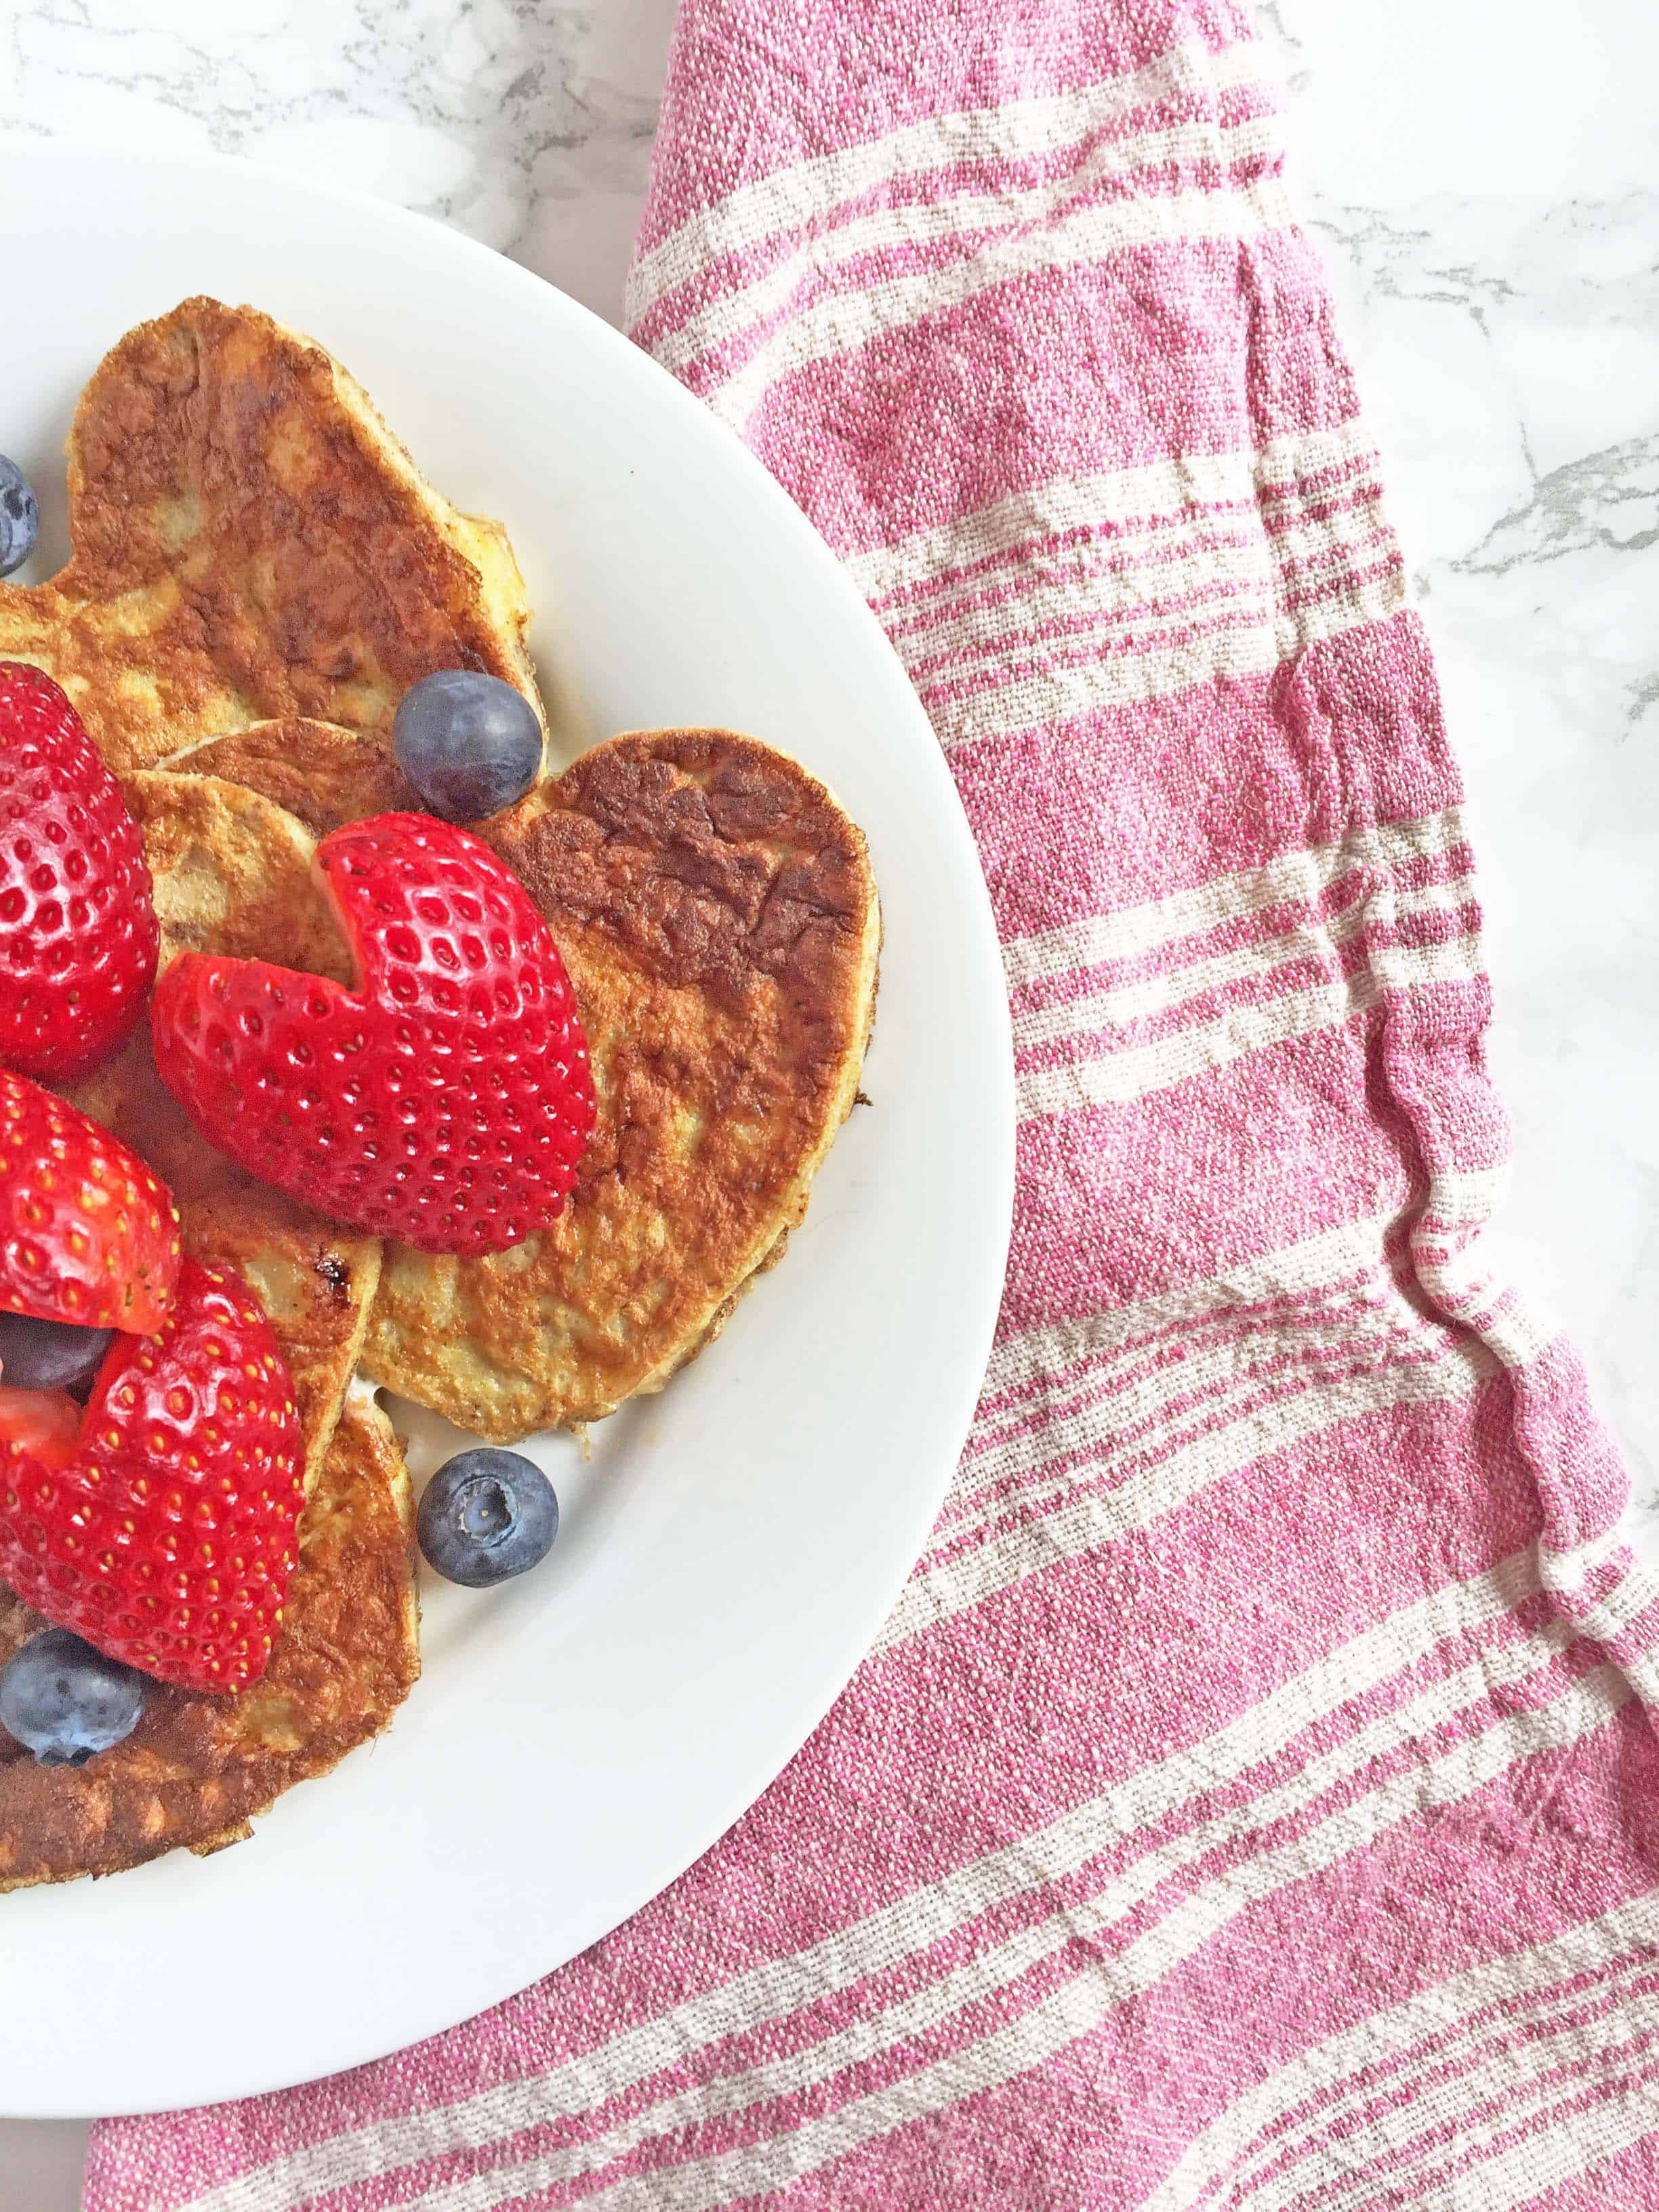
[{"x1": 0, "y1": 145, "x2": 1013, "y2": 2117}]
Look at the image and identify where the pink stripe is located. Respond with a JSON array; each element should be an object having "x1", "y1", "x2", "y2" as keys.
[
  {"x1": 956, "y1": 619, "x2": 1461, "y2": 945},
  {"x1": 740, "y1": 235, "x2": 1358, "y2": 550}
]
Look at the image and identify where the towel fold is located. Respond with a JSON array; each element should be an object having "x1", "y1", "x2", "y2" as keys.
[{"x1": 86, "y1": 2, "x2": 1659, "y2": 2206}]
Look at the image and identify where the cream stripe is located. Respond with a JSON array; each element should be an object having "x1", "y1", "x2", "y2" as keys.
[
  {"x1": 1010, "y1": 876, "x2": 1475, "y2": 1050},
  {"x1": 891, "y1": 498, "x2": 1390, "y2": 674},
  {"x1": 390, "y1": 1607, "x2": 1584, "y2": 2212},
  {"x1": 1015, "y1": 932, "x2": 1486, "y2": 1120},
  {"x1": 652, "y1": 112, "x2": 1282, "y2": 379},
  {"x1": 626, "y1": 39, "x2": 1267, "y2": 322},
  {"x1": 180, "y1": 1551, "x2": 1557, "y2": 2212},
  {"x1": 706, "y1": 175, "x2": 1296, "y2": 428},
  {"x1": 933, "y1": 610, "x2": 1280, "y2": 744},
  {"x1": 1542, "y1": 1521, "x2": 1631, "y2": 1591},
  {"x1": 1421, "y1": 1164, "x2": 1512, "y2": 1227},
  {"x1": 877, "y1": 1339, "x2": 1492, "y2": 1650},
  {"x1": 895, "y1": 535, "x2": 1277, "y2": 674},
  {"x1": 1140, "y1": 1892, "x2": 1659, "y2": 2212},
  {"x1": 1404, "y1": 2048, "x2": 1659, "y2": 2212},
  {"x1": 1218, "y1": 1954, "x2": 1659, "y2": 2210},
  {"x1": 1239, "y1": 1975, "x2": 1659, "y2": 2210},
  {"x1": 953, "y1": 1315, "x2": 1449, "y2": 1534},
  {"x1": 926, "y1": 561, "x2": 1404, "y2": 747},
  {"x1": 965, "y1": 1279, "x2": 1444, "y2": 1468},
  {"x1": 982, "y1": 1212, "x2": 1401, "y2": 1396},
  {"x1": 842, "y1": 420, "x2": 1378, "y2": 605},
  {"x1": 1002, "y1": 807, "x2": 1466, "y2": 989},
  {"x1": 411, "y1": 1675, "x2": 1629, "y2": 2212}
]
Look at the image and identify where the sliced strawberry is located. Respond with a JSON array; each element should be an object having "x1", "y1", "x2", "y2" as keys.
[
  {"x1": 152, "y1": 811, "x2": 595, "y2": 1255},
  {"x1": 0, "y1": 661, "x2": 159, "y2": 1080},
  {"x1": 0, "y1": 1259, "x2": 304, "y2": 1691},
  {"x1": 0, "y1": 1069, "x2": 181, "y2": 1332},
  {"x1": 0, "y1": 1382, "x2": 81, "y2": 1470}
]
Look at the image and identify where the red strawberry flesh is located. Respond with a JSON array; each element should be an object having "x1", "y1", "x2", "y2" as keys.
[
  {"x1": 151, "y1": 811, "x2": 595, "y2": 1255},
  {"x1": 0, "y1": 1069, "x2": 181, "y2": 1332},
  {"x1": 0, "y1": 1259, "x2": 305, "y2": 1692},
  {"x1": 0, "y1": 661, "x2": 159, "y2": 1081}
]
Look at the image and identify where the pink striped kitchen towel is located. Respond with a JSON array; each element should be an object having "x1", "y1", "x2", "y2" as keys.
[{"x1": 85, "y1": 1, "x2": 1659, "y2": 2207}]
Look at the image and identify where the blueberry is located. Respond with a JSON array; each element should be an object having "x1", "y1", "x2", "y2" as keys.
[
  {"x1": 0, "y1": 1629, "x2": 146, "y2": 1765},
  {"x1": 0, "y1": 1309, "x2": 115, "y2": 1398},
  {"x1": 0, "y1": 453, "x2": 39, "y2": 579},
  {"x1": 417, "y1": 1448, "x2": 558, "y2": 1587},
  {"x1": 392, "y1": 670, "x2": 542, "y2": 822}
]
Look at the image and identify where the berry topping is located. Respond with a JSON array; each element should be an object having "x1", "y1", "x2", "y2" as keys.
[
  {"x1": 0, "y1": 1311, "x2": 114, "y2": 1397},
  {"x1": 0, "y1": 1070, "x2": 181, "y2": 1333},
  {"x1": 0, "y1": 660, "x2": 159, "y2": 1080},
  {"x1": 152, "y1": 811, "x2": 595, "y2": 1255},
  {"x1": 0, "y1": 1627, "x2": 146, "y2": 1765},
  {"x1": 0, "y1": 455, "x2": 38, "y2": 579},
  {"x1": 0, "y1": 1259, "x2": 305, "y2": 1692},
  {"x1": 0, "y1": 1381, "x2": 81, "y2": 1469},
  {"x1": 392, "y1": 669, "x2": 543, "y2": 823},
  {"x1": 416, "y1": 1448, "x2": 558, "y2": 1587}
]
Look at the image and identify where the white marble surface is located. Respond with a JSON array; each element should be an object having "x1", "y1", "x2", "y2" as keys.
[{"x1": 1, "y1": 0, "x2": 1654, "y2": 2196}]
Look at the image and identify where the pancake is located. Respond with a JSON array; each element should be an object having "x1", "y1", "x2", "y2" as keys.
[
  {"x1": 167, "y1": 719, "x2": 419, "y2": 837},
  {"x1": 0, "y1": 295, "x2": 543, "y2": 773},
  {"x1": 0, "y1": 1391, "x2": 419, "y2": 1890},
  {"x1": 144, "y1": 720, "x2": 880, "y2": 1439},
  {"x1": 363, "y1": 729, "x2": 881, "y2": 1438},
  {"x1": 64, "y1": 770, "x2": 380, "y2": 1490}
]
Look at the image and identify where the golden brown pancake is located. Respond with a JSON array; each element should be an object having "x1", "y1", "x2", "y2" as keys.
[
  {"x1": 167, "y1": 719, "x2": 418, "y2": 837},
  {"x1": 0, "y1": 295, "x2": 542, "y2": 772},
  {"x1": 159, "y1": 721, "x2": 880, "y2": 1441},
  {"x1": 65, "y1": 770, "x2": 380, "y2": 1490},
  {"x1": 0, "y1": 1392, "x2": 419, "y2": 1890},
  {"x1": 364, "y1": 729, "x2": 881, "y2": 1438}
]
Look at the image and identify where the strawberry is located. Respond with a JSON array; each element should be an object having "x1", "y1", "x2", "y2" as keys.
[
  {"x1": 152, "y1": 811, "x2": 595, "y2": 1255},
  {"x1": 0, "y1": 1069, "x2": 180, "y2": 1332},
  {"x1": 0, "y1": 1259, "x2": 304, "y2": 1691},
  {"x1": 0, "y1": 1382, "x2": 81, "y2": 1469},
  {"x1": 0, "y1": 661, "x2": 159, "y2": 1080}
]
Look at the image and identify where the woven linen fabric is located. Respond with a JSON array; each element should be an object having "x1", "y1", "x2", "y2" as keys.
[{"x1": 85, "y1": 3, "x2": 1659, "y2": 2207}]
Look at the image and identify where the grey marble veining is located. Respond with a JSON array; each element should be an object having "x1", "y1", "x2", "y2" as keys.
[{"x1": 0, "y1": 0, "x2": 1655, "y2": 2187}]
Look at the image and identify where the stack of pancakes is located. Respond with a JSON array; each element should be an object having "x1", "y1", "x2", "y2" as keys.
[{"x1": 0, "y1": 300, "x2": 879, "y2": 1887}]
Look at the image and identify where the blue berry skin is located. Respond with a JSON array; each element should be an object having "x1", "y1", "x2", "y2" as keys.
[
  {"x1": 0, "y1": 1309, "x2": 115, "y2": 1397},
  {"x1": 0, "y1": 454, "x2": 39, "y2": 579},
  {"x1": 392, "y1": 670, "x2": 543, "y2": 823},
  {"x1": 417, "y1": 1448, "x2": 558, "y2": 1588},
  {"x1": 0, "y1": 1630, "x2": 146, "y2": 1765}
]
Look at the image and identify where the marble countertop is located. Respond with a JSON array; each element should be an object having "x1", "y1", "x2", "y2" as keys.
[{"x1": 2, "y1": 0, "x2": 1654, "y2": 2196}]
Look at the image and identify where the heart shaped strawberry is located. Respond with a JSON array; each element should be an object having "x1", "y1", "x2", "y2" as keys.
[
  {"x1": 0, "y1": 661, "x2": 159, "y2": 1080},
  {"x1": 0, "y1": 1068, "x2": 181, "y2": 1332},
  {"x1": 0, "y1": 1258, "x2": 304, "y2": 1691},
  {"x1": 150, "y1": 812, "x2": 595, "y2": 1254}
]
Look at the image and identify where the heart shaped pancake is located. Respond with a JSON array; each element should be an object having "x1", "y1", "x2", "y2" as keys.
[
  {"x1": 0, "y1": 1390, "x2": 419, "y2": 1890},
  {"x1": 0, "y1": 296, "x2": 542, "y2": 772},
  {"x1": 194, "y1": 721, "x2": 881, "y2": 1440}
]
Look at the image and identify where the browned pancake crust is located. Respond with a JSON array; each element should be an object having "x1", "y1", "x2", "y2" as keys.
[
  {"x1": 361, "y1": 729, "x2": 881, "y2": 1437},
  {"x1": 167, "y1": 720, "x2": 418, "y2": 837},
  {"x1": 0, "y1": 296, "x2": 542, "y2": 771},
  {"x1": 0, "y1": 1395, "x2": 419, "y2": 1891},
  {"x1": 65, "y1": 771, "x2": 380, "y2": 1489}
]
